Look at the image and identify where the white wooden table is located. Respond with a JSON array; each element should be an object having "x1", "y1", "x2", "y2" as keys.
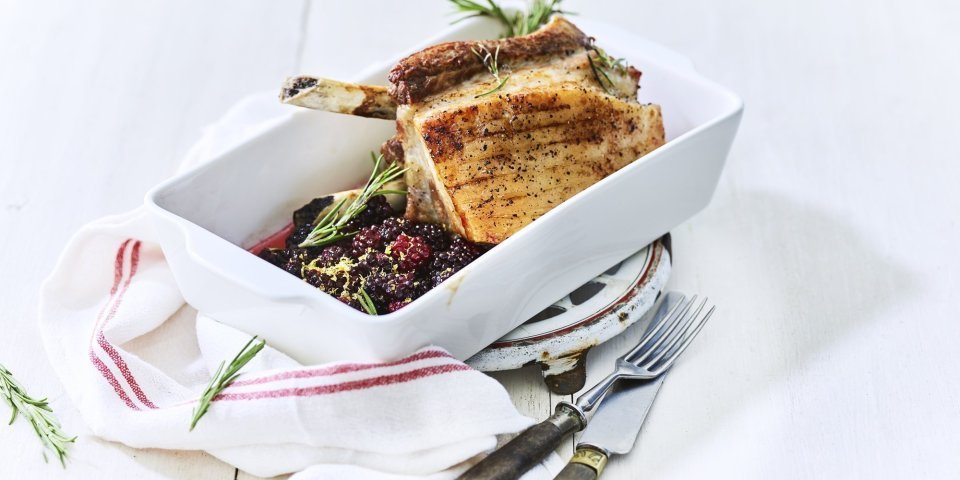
[{"x1": 2, "y1": 0, "x2": 959, "y2": 478}]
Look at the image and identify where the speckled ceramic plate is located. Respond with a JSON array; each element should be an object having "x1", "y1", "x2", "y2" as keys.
[{"x1": 467, "y1": 236, "x2": 671, "y2": 394}]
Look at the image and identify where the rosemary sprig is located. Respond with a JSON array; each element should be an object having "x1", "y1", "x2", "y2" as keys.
[
  {"x1": 449, "y1": 0, "x2": 512, "y2": 32},
  {"x1": 356, "y1": 288, "x2": 378, "y2": 315},
  {"x1": 514, "y1": 0, "x2": 566, "y2": 36},
  {"x1": 0, "y1": 363, "x2": 76, "y2": 466},
  {"x1": 587, "y1": 43, "x2": 629, "y2": 96},
  {"x1": 449, "y1": 0, "x2": 569, "y2": 38},
  {"x1": 189, "y1": 336, "x2": 266, "y2": 431},
  {"x1": 472, "y1": 44, "x2": 510, "y2": 98},
  {"x1": 298, "y1": 154, "x2": 407, "y2": 248}
]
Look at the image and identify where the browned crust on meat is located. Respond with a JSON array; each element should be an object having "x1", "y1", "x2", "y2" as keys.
[
  {"x1": 380, "y1": 133, "x2": 405, "y2": 164},
  {"x1": 627, "y1": 66, "x2": 642, "y2": 88},
  {"x1": 413, "y1": 88, "x2": 665, "y2": 243},
  {"x1": 388, "y1": 16, "x2": 591, "y2": 105}
]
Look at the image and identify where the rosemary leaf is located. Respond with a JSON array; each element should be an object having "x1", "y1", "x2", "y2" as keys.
[
  {"x1": 189, "y1": 336, "x2": 266, "y2": 431},
  {"x1": 514, "y1": 0, "x2": 566, "y2": 36},
  {"x1": 449, "y1": 0, "x2": 569, "y2": 38},
  {"x1": 448, "y1": 0, "x2": 515, "y2": 35},
  {"x1": 0, "y1": 363, "x2": 76, "y2": 467},
  {"x1": 357, "y1": 288, "x2": 378, "y2": 315},
  {"x1": 472, "y1": 44, "x2": 510, "y2": 98},
  {"x1": 477, "y1": 76, "x2": 510, "y2": 98},
  {"x1": 587, "y1": 51, "x2": 613, "y2": 95},
  {"x1": 587, "y1": 42, "x2": 630, "y2": 96}
]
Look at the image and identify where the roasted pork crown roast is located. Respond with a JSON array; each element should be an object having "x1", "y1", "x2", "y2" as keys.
[{"x1": 281, "y1": 16, "x2": 665, "y2": 244}]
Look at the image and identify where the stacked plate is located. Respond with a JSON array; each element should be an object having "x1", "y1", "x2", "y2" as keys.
[{"x1": 468, "y1": 236, "x2": 671, "y2": 394}]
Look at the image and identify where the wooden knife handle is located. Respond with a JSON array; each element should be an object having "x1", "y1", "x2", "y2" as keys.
[
  {"x1": 458, "y1": 404, "x2": 584, "y2": 480},
  {"x1": 556, "y1": 446, "x2": 609, "y2": 480},
  {"x1": 556, "y1": 462, "x2": 598, "y2": 480}
]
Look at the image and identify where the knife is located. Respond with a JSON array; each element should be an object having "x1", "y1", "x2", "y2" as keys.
[
  {"x1": 460, "y1": 295, "x2": 716, "y2": 480},
  {"x1": 555, "y1": 293, "x2": 681, "y2": 479},
  {"x1": 459, "y1": 291, "x2": 694, "y2": 480},
  {"x1": 555, "y1": 292, "x2": 679, "y2": 479},
  {"x1": 558, "y1": 373, "x2": 667, "y2": 479}
]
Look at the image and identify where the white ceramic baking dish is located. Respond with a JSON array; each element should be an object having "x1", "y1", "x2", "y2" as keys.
[{"x1": 145, "y1": 16, "x2": 742, "y2": 365}]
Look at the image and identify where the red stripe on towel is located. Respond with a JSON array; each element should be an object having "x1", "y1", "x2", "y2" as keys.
[
  {"x1": 110, "y1": 239, "x2": 131, "y2": 295},
  {"x1": 89, "y1": 240, "x2": 470, "y2": 412},
  {"x1": 229, "y1": 349, "x2": 455, "y2": 388},
  {"x1": 98, "y1": 331, "x2": 158, "y2": 409},
  {"x1": 89, "y1": 240, "x2": 159, "y2": 410},
  {"x1": 100, "y1": 240, "x2": 141, "y2": 331},
  {"x1": 89, "y1": 350, "x2": 140, "y2": 410},
  {"x1": 215, "y1": 364, "x2": 472, "y2": 401},
  {"x1": 90, "y1": 239, "x2": 131, "y2": 336}
]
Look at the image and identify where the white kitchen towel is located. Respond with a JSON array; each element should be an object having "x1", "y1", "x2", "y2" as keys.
[{"x1": 37, "y1": 93, "x2": 562, "y2": 479}]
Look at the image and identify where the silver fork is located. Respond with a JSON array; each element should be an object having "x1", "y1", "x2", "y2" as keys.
[
  {"x1": 575, "y1": 294, "x2": 715, "y2": 413},
  {"x1": 459, "y1": 294, "x2": 715, "y2": 480}
]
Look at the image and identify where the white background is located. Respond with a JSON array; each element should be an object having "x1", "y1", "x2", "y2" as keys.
[{"x1": 1, "y1": 0, "x2": 959, "y2": 478}]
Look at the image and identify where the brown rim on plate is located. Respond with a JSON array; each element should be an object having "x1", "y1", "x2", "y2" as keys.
[
  {"x1": 490, "y1": 244, "x2": 662, "y2": 348},
  {"x1": 468, "y1": 237, "x2": 671, "y2": 393}
]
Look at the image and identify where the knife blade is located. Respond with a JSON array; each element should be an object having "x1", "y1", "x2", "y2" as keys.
[{"x1": 557, "y1": 292, "x2": 682, "y2": 479}]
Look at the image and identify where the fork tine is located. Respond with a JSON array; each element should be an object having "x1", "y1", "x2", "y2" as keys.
[
  {"x1": 642, "y1": 297, "x2": 706, "y2": 367},
  {"x1": 621, "y1": 294, "x2": 686, "y2": 362},
  {"x1": 650, "y1": 303, "x2": 715, "y2": 375},
  {"x1": 630, "y1": 295, "x2": 697, "y2": 365}
]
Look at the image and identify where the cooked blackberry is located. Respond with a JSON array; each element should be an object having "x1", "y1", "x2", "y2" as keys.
[
  {"x1": 431, "y1": 240, "x2": 480, "y2": 272},
  {"x1": 430, "y1": 268, "x2": 456, "y2": 288},
  {"x1": 378, "y1": 217, "x2": 409, "y2": 242},
  {"x1": 265, "y1": 195, "x2": 488, "y2": 314},
  {"x1": 292, "y1": 196, "x2": 333, "y2": 227},
  {"x1": 283, "y1": 249, "x2": 315, "y2": 277},
  {"x1": 286, "y1": 223, "x2": 315, "y2": 249},
  {"x1": 412, "y1": 278, "x2": 431, "y2": 297},
  {"x1": 317, "y1": 245, "x2": 345, "y2": 267},
  {"x1": 388, "y1": 234, "x2": 432, "y2": 272},
  {"x1": 356, "y1": 251, "x2": 392, "y2": 273},
  {"x1": 336, "y1": 294, "x2": 362, "y2": 311},
  {"x1": 303, "y1": 268, "x2": 338, "y2": 291},
  {"x1": 352, "y1": 226, "x2": 383, "y2": 251},
  {"x1": 367, "y1": 195, "x2": 396, "y2": 220},
  {"x1": 260, "y1": 248, "x2": 310, "y2": 278},
  {"x1": 363, "y1": 271, "x2": 390, "y2": 304},
  {"x1": 258, "y1": 248, "x2": 289, "y2": 269},
  {"x1": 386, "y1": 272, "x2": 417, "y2": 298},
  {"x1": 409, "y1": 222, "x2": 449, "y2": 251},
  {"x1": 388, "y1": 299, "x2": 411, "y2": 312},
  {"x1": 342, "y1": 196, "x2": 394, "y2": 233}
]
